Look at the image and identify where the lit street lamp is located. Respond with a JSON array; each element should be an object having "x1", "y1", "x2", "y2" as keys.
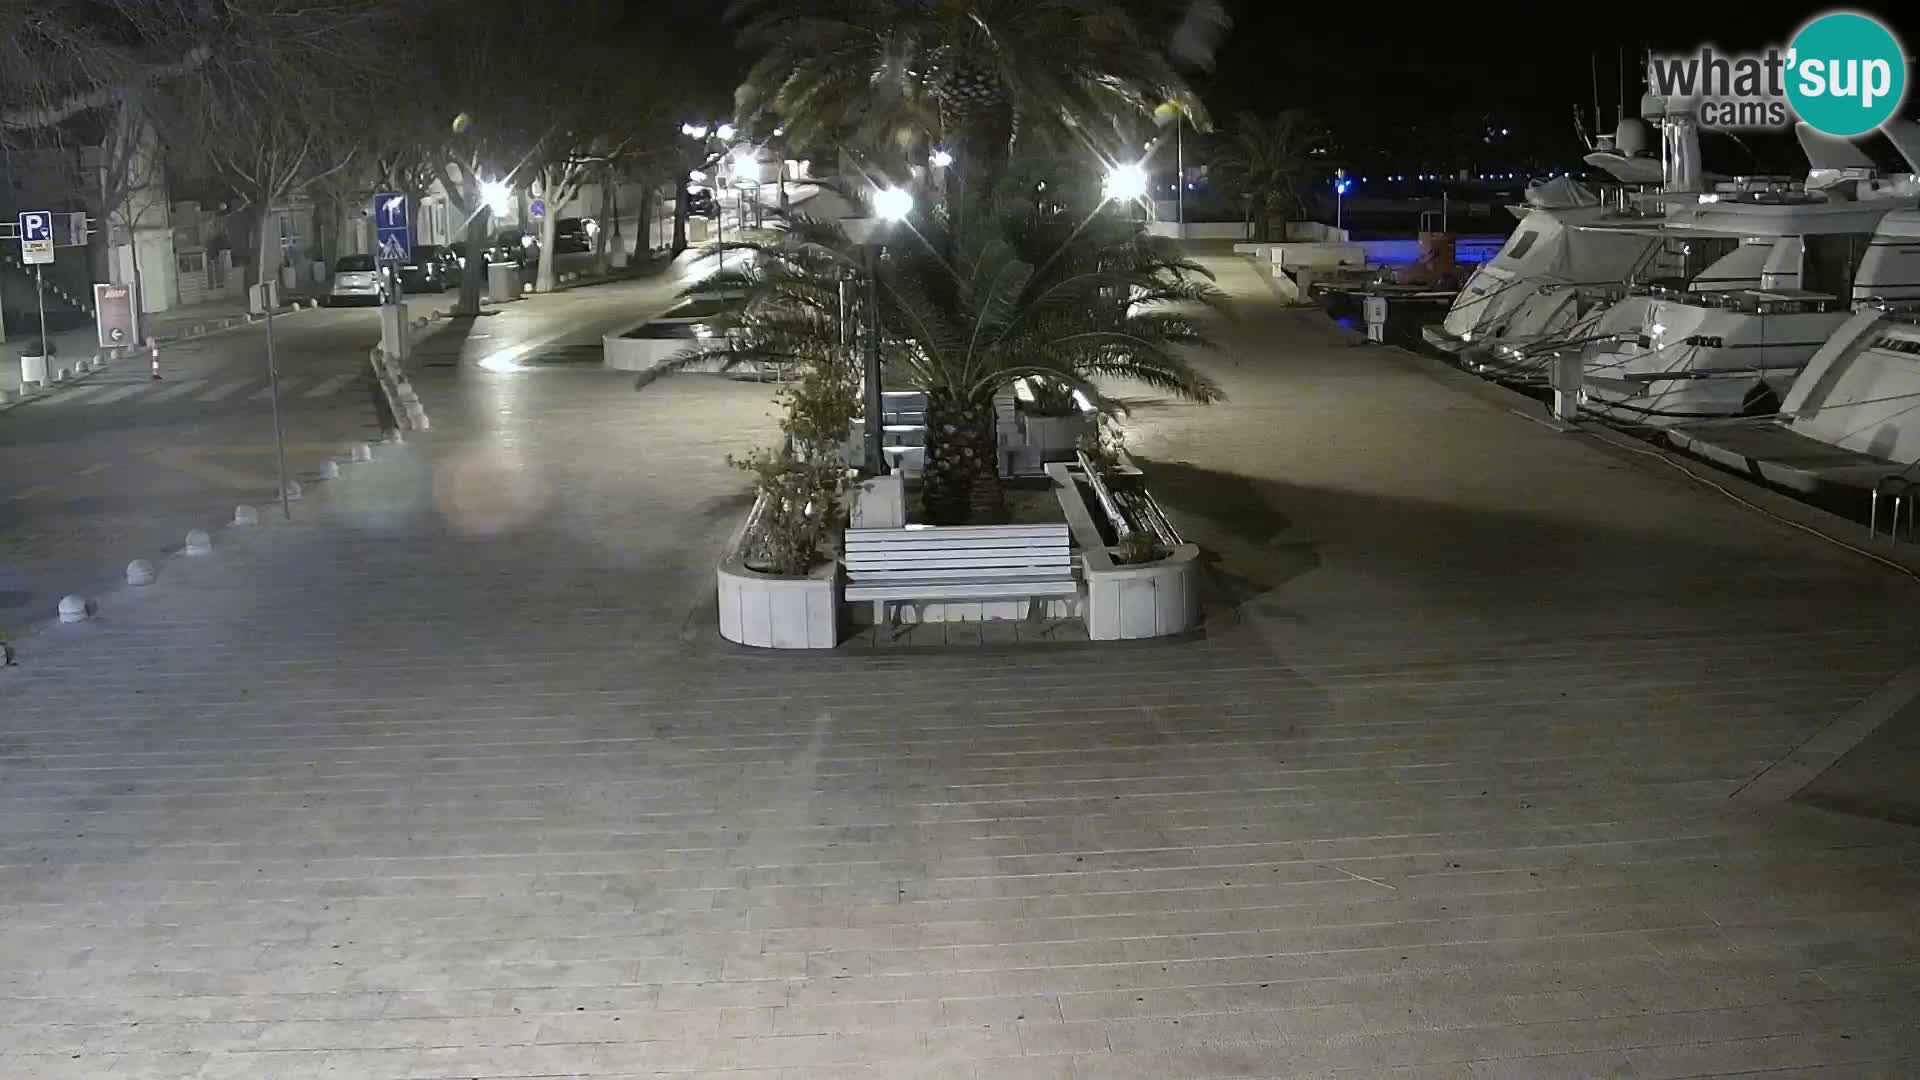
[
  {"x1": 855, "y1": 187, "x2": 914, "y2": 474},
  {"x1": 1333, "y1": 168, "x2": 1352, "y2": 232},
  {"x1": 1103, "y1": 162, "x2": 1148, "y2": 203}
]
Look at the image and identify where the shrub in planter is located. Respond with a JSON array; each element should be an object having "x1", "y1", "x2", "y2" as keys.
[
  {"x1": 1023, "y1": 376, "x2": 1080, "y2": 418},
  {"x1": 729, "y1": 448, "x2": 855, "y2": 575}
]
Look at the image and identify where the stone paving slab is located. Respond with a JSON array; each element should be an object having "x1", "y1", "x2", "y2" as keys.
[{"x1": 0, "y1": 262, "x2": 1917, "y2": 1077}]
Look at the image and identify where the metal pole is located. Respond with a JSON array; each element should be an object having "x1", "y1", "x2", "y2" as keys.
[
  {"x1": 863, "y1": 244, "x2": 885, "y2": 475},
  {"x1": 264, "y1": 288, "x2": 290, "y2": 520},
  {"x1": 1175, "y1": 117, "x2": 1184, "y2": 233},
  {"x1": 33, "y1": 266, "x2": 47, "y2": 363}
]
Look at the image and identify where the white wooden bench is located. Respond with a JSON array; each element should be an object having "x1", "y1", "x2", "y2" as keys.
[{"x1": 844, "y1": 524, "x2": 1078, "y2": 625}]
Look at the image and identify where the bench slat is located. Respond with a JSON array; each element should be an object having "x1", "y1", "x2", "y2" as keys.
[
  {"x1": 846, "y1": 579, "x2": 1078, "y2": 601},
  {"x1": 850, "y1": 565, "x2": 1072, "y2": 582},
  {"x1": 845, "y1": 538, "x2": 1067, "y2": 555},
  {"x1": 847, "y1": 552, "x2": 1073, "y2": 566},
  {"x1": 848, "y1": 525, "x2": 1066, "y2": 542}
]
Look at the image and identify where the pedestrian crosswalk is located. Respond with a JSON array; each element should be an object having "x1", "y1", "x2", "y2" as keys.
[{"x1": 37, "y1": 373, "x2": 368, "y2": 409}]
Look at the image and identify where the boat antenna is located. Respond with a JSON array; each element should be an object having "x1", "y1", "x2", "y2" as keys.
[
  {"x1": 1591, "y1": 53, "x2": 1602, "y2": 138},
  {"x1": 1617, "y1": 45, "x2": 1625, "y2": 129}
]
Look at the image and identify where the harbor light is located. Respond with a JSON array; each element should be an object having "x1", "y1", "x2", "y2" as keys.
[
  {"x1": 716, "y1": 123, "x2": 736, "y2": 141},
  {"x1": 930, "y1": 148, "x2": 953, "y2": 169},
  {"x1": 681, "y1": 123, "x2": 708, "y2": 139},
  {"x1": 1103, "y1": 161, "x2": 1149, "y2": 202},
  {"x1": 874, "y1": 187, "x2": 914, "y2": 222}
]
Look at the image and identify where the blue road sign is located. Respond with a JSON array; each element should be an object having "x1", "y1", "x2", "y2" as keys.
[
  {"x1": 530, "y1": 198, "x2": 545, "y2": 219},
  {"x1": 18, "y1": 210, "x2": 53, "y2": 264},
  {"x1": 372, "y1": 192, "x2": 411, "y2": 265}
]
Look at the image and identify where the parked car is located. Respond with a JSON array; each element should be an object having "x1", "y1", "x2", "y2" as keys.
[
  {"x1": 485, "y1": 229, "x2": 538, "y2": 269},
  {"x1": 685, "y1": 188, "x2": 715, "y2": 218},
  {"x1": 327, "y1": 255, "x2": 384, "y2": 306},
  {"x1": 397, "y1": 244, "x2": 460, "y2": 292},
  {"x1": 553, "y1": 217, "x2": 595, "y2": 254}
]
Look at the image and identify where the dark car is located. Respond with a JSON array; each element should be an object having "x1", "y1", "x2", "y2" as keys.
[
  {"x1": 485, "y1": 229, "x2": 537, "y2": 268},
  {"x1": 553, "y1": 217, "x2": 593, "y2": 255},
  {"x1": 397, "y1": 244, "x2": 460, "y2": 292},
  {"x1": 685, "y1": 188, "x2": 715, "y2": 218}
]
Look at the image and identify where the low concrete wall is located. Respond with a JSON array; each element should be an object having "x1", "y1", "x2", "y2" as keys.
[
  {"x1": 1148, "y1": 221, "x2": 1251, "y2": 241},
  {"x1": 602, "y1": 329, "x2": 682, "y2": 373},
  {"x1": 716, "y1": 492, "x2": 840, "y2": 649},
  {"x1": 1045, "y1": 462, "x2": 1202, "y2": 640}
]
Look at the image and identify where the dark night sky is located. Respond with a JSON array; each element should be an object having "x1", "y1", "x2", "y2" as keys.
[{"x1": 647, "y1": 2, "x2": 1920, "y2": 173}]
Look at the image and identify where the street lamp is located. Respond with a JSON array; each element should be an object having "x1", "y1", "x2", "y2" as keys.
[
  {"x1": 1102, "y1": 162, "x2": 1149, "y2": 203},
  {"x1": 855, "y1": 187, "x2": 915, "y2": 474},
  {"x1": 716, "y1": 123, "x2": 736, "y2": 142},
  {"x1": 480, "y1": 178, "x2": 512, "y2": 218},
  {"x1": 1333, "y1": 168, "x2": 1352, "y2": 232},
  {"x1": 874, "y1": 186, "x2": 914, "y2": 222},
  {"x1": 929, "y1": 149, "x2": 953, "y2": 169}
]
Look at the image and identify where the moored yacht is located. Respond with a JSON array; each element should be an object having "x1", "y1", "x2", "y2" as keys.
[
  {"x1": 1422, "y1": 121, "x2": 1669, "y2": 374},
  {"x1": 1663, "y1": 207, "x2": 1920, "y2": 494},
  {"x1": 1573, "y1": 113, "x2": 1920, "y2": 424}
]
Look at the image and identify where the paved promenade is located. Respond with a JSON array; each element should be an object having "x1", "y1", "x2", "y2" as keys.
[{"x1": 0, "y1": 259, "x2": 1915, "y2": 1078}]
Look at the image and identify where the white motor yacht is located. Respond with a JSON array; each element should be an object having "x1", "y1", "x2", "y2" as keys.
[
  {"x1": 1574, "y1": 113, "x2": 1919, "y2": 424},
  {"x1": 1422, "y1": 121, "x2": 1669, "y2": 375}
]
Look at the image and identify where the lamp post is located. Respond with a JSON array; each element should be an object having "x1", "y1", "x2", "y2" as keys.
[
  {"x1": 1334, "y1": 168, "x2": 1351, "y2": 233},
  {"x1": 855, "y1": 187, "x2": 914, "y2": 476}
]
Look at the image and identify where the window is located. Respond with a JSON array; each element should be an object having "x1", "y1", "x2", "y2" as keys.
[
  {"x1": 176, "y1": 251, "x2": 206, "y2": 276},
  {"x1": 334, "y1": 255, "x2": 375, "y2": 272},
  {"x1": 1803, "y1": 233, "x2": 1869, "y2": 298},
  {"x1": 1504, "y1": 230, "x2": 1538, "y2": 259}
]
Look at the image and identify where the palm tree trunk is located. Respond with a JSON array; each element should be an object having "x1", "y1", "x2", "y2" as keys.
[{"x1": 922, "y1": 389, "x2": 1006, "y2": 525}]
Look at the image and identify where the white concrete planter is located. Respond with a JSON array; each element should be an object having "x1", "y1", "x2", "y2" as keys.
[
  {"x1": 1045, "y1": 462, "x2": 1203, "y2": 640},
  {"x1": 1081, "y1": 544, "x2": 1202, "y2": 640},
  {"x1": 716, "y1": 493, "x2": 840, "y2": 649},
  {"x1": 602, "y1": 329, "x2": 682, "y2": 372},
  {"x1": 1011, "y1": 412, "x2": 1093, "y2": 474}
]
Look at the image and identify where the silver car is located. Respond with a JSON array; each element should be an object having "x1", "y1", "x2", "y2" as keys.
[{"x1": 328, "y1": 255, "x2": 385, "y2": 306}]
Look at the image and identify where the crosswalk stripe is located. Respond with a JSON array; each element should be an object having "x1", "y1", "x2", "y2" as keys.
[
  {"x1": 250, "y1": 377, "x2": 302, "y2": 400},
  {"x1": 303, "y1": 373, "x2": 358, "y2": 398},
  {"x1": 148, "y1": 378, "x2": 210, "y2": 403},
  {"x1": 196, "y1": 379, "x2": 254, "y2": 402},
  {"x1": 87, "y1": 384, "x2": 150, "y2": 405},
  {"x1": 48, "y1": 384, "x2": 119, "y2": 405}
]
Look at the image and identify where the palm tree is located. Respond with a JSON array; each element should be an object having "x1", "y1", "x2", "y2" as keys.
[
  {"x1": 728, "y1": 0, "x2": 1210, "y2": 214},
  {"x1": 671, "y1": 201, "x2": 1225, "y2": 524},
  {"x1": 1210, "y1": 109, "x2": 1324, "y2": 241}
]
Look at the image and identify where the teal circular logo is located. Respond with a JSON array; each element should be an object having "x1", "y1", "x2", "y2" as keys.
[{"x1": 1787, "y1": 13, "x2": 1907, "y2": 137}]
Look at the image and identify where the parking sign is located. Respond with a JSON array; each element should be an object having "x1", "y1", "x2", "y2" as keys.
[{"x1": 18, "y1": 211, "x2": 53, "y2": 265}]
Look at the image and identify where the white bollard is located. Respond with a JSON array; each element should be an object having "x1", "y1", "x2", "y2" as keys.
[
  {"x1": 233, "y1": 504, "x2": 261, "y2": 526},
  {"x1": 318, "y1": 461, "x2": 341, "y2": 480},
  {"x1": 58, "y1": 595, "x2": 91, "y2": 623},
  {"x1": 184, "y1": 529, "x2": 213, "y2": 555},
  {"x1": 53, "y1": 367, "x2": 70, "y2": 383},
  {"x1": 352, "y1": 443, "x2": 374, "y2": 462},
  {"x1": 126, "y1": 560, "x2": 156, "y2": 586},
  {"x1": 282, "y1": 481, "x2": 303, "y2": 502}
]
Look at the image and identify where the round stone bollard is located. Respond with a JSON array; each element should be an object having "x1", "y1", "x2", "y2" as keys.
[
  {"x1": 318, "y1": 460, "x2": 341, "y2": 480},
  {"x1": 282, "y1": 480, "x2": 303, "y2": 502},
  {"x1": 352, "y1": 443, "x2": 374, "y2": 462},
  {"x1": 233, "y1": 504, "x2": 260, "y2": 526},
  {"x1": 58, "y1": 595, "x2": 91, "y2": 623},
  {"x1": 54, "y1": 367, "x2": 71, "y2": 383},
  {"x1": 184, "y1": 529, "x2": 213, "y2": 555},
  {"x1": 126, "y1": 559, "x2": 156, "y2": 586}
]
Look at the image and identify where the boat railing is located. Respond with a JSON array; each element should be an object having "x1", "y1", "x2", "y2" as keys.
[{"x1": 1619, "y1": 283, "x2": 1846, "y2": 315}]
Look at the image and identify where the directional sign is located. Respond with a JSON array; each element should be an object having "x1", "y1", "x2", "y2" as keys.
[
  {"x1": 18, "y1": 210, "x2": 53, "y2": 265},
  {"x1": 372, "y1": 192, "x2": 411, "y2": 266}
]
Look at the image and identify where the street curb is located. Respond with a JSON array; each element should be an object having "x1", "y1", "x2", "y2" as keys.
[
  {"x1": 0, "y1": 298, "x2": 324, "y2": 414},
  {"x1": 370, "y1": 346, "x2": 429, "y2": 434}
]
